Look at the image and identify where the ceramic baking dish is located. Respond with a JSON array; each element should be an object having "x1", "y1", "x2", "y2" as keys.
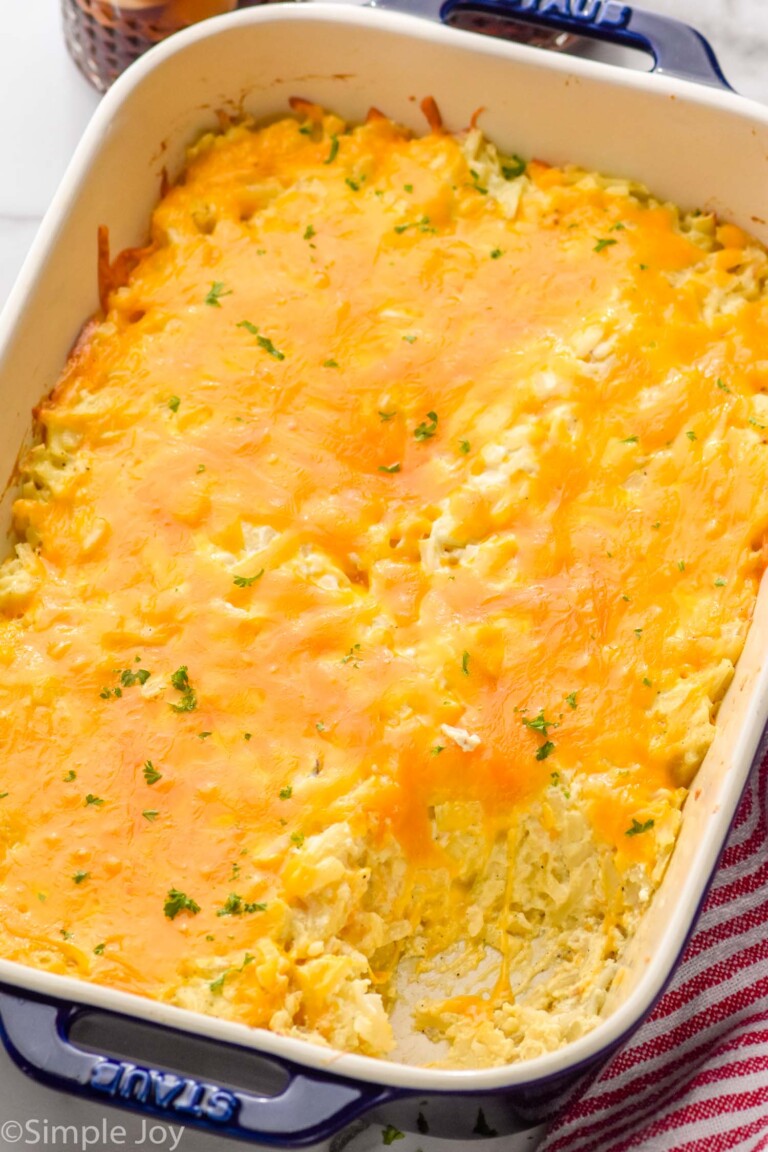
[{"x1": 1, "y1": 2, "x2": 767, "y2": 1147}]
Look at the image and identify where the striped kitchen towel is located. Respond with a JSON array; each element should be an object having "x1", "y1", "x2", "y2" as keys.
[{"x1": 541, "y1": 734, "x2": 768, "y2": 1152}]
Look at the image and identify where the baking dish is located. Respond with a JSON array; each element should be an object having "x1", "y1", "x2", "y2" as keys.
[{"x1": 0, "y1": 1, "x2": 767, "y2": 1146}]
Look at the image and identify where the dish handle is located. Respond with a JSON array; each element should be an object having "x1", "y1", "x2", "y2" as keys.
[
  {"x1": 373, "y1": 0, "x2": 732, "y2": 90},
  {"x1": 0, "y1": 990, "x2": 398, "y2": 1147}
]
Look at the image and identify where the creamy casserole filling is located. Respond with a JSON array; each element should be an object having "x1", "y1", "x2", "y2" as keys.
[{"x1": 0, "y1": 104, "x2": 767, "y2": 1068}]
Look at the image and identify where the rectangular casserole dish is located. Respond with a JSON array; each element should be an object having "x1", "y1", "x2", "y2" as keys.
[{"x1": 0, "y1": 2, "x2": 767, "y2": 1146}]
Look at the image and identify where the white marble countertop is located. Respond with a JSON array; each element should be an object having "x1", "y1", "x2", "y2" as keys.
[{"x1": 0, "y1": 2, "x2": 766, "y2": 1150}]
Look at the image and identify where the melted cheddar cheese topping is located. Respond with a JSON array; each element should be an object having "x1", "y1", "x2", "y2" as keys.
[{"x1": 1, "y1": 108, "x2": 767, "y2": 1067}]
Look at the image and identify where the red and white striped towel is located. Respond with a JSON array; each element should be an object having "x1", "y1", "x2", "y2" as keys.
[{"x1": 541, "y1": 737, "x2": 768, "y2": 1152}]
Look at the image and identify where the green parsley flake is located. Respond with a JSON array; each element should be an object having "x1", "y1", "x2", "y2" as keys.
[
  {"x1": 216, "y1": 893, "x2": 267, "y2": 917},
  {"x1": 414, "y1": 411, "x2": 438, "y2": 441},
  {"x1": 626, "y1": 818, "x2": 655, "y2": 837},
  {"x1": 523, "y1": 711, "x2": 554, "y2": 736},
  {"x1": 341, "y1": 643, "x2": 362, "y2": 665},
  {"x1": 345, "y1": 177, "x2": 361, "y2": 192},
  {"x1": 490, "y1": 248, "x2": 503, "y2": 259},
  {"x1": 143, "y1": 761, "x2": 162, "y2": 785},
  {"x1": 244, "y1": 732, "x2": 252, "y2": 740},
  {"x1": 565, "y1": 692, "x2": 577, "y2": 709},
  {"x1": 279, "y1": 786, "x2": 293, "y2": 800},
  {"x1": 686, "y1": 430, "x2": 697, "y2": 441},
  {"x1": 164, "y1": 888, "x2": 201, "y2": 920},
  {"x1": 93, "y1": 943, "x2": 105, "y2": 955},
  {"x1": 404, "y1": 183, "x2": 413, "y2": 193},
  {"x1": 324, "y1": 135, "x2": 339, "y2": 164},
  {"x1": 204, "y1": 281, "x2": 232, "y2": 307},
  {"x1": 63, "y1": 770, "x2": 77, "y2": 782},
  {"x1": 715, "y1": 577, "x2": 727, "y2": 587},
  {"x1": 431, "y1": 745, "x2": 445, "y2": 756},
  {"x1": 196, "y1": 464, "x2": 206, "y2": 473},
  {"x1": 316, "y1": 722, "x2": 326, "y2": 732},
  {"x1": 378, "y1": 463, "x2": 401, "y2": 474},
  {"x1": 381, "y1": 1126, "x2": 405, "y2": 1146},
  {"x1": 501, "y1": 156, "x2": 526, "y2": 179},
  {"x1": 461, "y1": 651, "x2": 470, "y2": 676},
  {"x1": 379, "y1": 410, "x2": 397, "y2": 421},
  {"x1": 198, "y1": 731, "x2": 212, "y2": 740},
  {"x1": 459, "y1": 439, "x2": 471, "y2": 454},
  {"x1": 594, "y1": 238, "x2": 618, "y2": 253},
  {"x1": 170, "y1": 666, "x2": 197, "y2": 713},
  {"x1": 73, "y1": 871, "x2": 90, "y2": 885},
  {"x1": 611, "y1": 222, "x2": 626, "y2": 232},
  {"x1": 716, "y1": 378, "x2": 732, "y2": 393},
  {"x1": 233, "y1": 570, "x2": 264, "y2": 588},
  {"x1": 85, "y1": 794, "x2": 104, "y2": 807},
  {"x1": 621, "y1": 435, "x2": 638, "y2": 444},
  {"x1": 168, "y1": 395, "x2": 181, "y2": 413},
  {"x1": 143, "y1": 810, "x2": 159, "y2": 822},
  {"x1": 303, "y1": 224, "x2": 316, "y2": 240},
  {"x1": 210, "y1": 974, "x2": 226, "y2": 994},
  {"x1": 536, "y1": 741, "x2": 555, "y2": 761},
  {"x1": 642, "y1": 677, "x2": 653, "y2": 687},
  {"x1": 403, "y1": 334, "x2": 417, "y2": 343},
  {"x1": 120, "y1": 667, "x2": 151, "y2": 687},
  {"x1": 323, "y1": 359, "x2": 339, "y2": 368},
  {"x1": 290, "y1": 832, "x2": 305, "y2": 848}
]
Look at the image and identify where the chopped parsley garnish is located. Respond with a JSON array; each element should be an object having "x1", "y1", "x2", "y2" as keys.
[
  {"x1": 459, "y1": 439, "x2": 471, "y2": 454},
  {"x1": 216, "y1": 893, "x2": 267, "y2": 917},
  {"x1": 233, "y1": 570, "x2": 264, "y2": 588},
  {"x1": 404, "y1": 183, "x2": 413, "y2": 193},
  {"x1": 168, "y1": 395, "x2": 181, "y2": 412},
  {"x1": 715, "y1": 577, "x2": 727, "y2": 587},
  {"x1": 303, "y1": 224, "x2": 316, "y2": 241},
  {"x1": 686, "y1": 430, "x2": 697, "y2": 441},
  {"x1": 279, "y1": 786, "x2": 293, "y2": 800},
  {"x1": 536, "y1": 741, "x2": 555, "y2": 761},
  {"x1": 63, "y1": 770, "x2": 77, "y2": 782},
  {"x1": 379, "y1": 410, "x2": 397, "y2": 421},
  {"x1": 196, "y1": 464, "x2": 206, "y2": 473},
  {"x1": 431, "y1": 745, "x2": 445, "y2": 756},
  {"x1": 0, "y1": 792, "x2": 8, "y2": 800},
  {"x1": 244, "y1": 732, "x2": 252, "y2": 740},
  {"x1": 621, "y1": 435, "x2": 638, "y2": 444},
  {"x1": 378, "y1": 463, "x2": 401, "y2": 474},
  {"x1": 652, "y1": 521, "x2": 661, "y2": 530},
  {"x1": 198, "y1": 731, "x2": 212, "y2": 740},
  {"x1": 642, "y1": 677, "x2": 652, "y2": 687},
  {"x1": 381, "y1": 1126, "x2": 405, "y2": 1146},
  {"x1": 341, "y1": 643, "x2": 362, "y2": 665},
  {"x1": 143, "y1": 810, "x2": 159, "y2": 822},
  {"x1": 716, "y1": 378, "x2": 731, "y2": 393},
  {"x1": 414, "y1": 411, "x2": 438, "y2": 441},
  {"x1": 316, "y1": 721, "x2": 326, "y2": 732},
  {"x1": 73, "y1": 871, "x2": 90, "y2": 885},
  {"x1": 324, "y1": 134, "x2": 339, "y2": 164},
  {"x1": 93, "y1": 943, "x2": 105, "y2": 955},
  {"x1": 323, "y1": 359, "x2": 338, "y2": 368},
  {"x1": 60, "y1": 930, "x2": 74, "y2": 941},
  {"x1": 143, "y1": 761, "x2": 162, "y2": 785},
  {"x1": 85, "y1": 794, "x2": 104, "y2": 807},
  {"x1": 594, "y1": 238, "x2": 618, "y2": 253},
  {"x1": 611, "y1": 222, "x2": 626, "y2": 232},
  {"x1": 403, "y1": 334, "x2": 417, "y2": 343},
  {"x1": 565, "y1": 692, "x2": 577, "y2": 709},
  {"x1": 345, "y1": 177, "x2": 361, "y2": 192},
  {"x1": 523, "y1": 711, "x2": 554, "y2": 736},
  {"x1": 490, "y1": 248, "x2": 503, "y2": 259},
  {"x1": 298, "y1": 124, "x2": 313, "y2": 136},
  {"x1": 290, "y1": 832, "x2": 305, "y2": 847},
  {"x1": 461, "y1": 651, "x2": 470, "y2": 676},
  {"x1": 749, "y1": 417, "x2": 767, "y2": 431},
  {"x1": 120, "y1": 667, "x2": 151, "y2": 687},
  {"x1": 210, "y1": 974, "x2": 226, "y2": 994},
  {"x1": 626, "y1": 818, "x2": 655, "y2": 837},
  {"x1": 204, "y1": 281, "x2": 232, "y2": 307},
  {"x1": 163, "y1": 888, "x2": 201, "y2": 920},
  {"x1": 238, "y1": 321, "x2": 286, "y2": 360},
  {"x1": 170, "y1": 666, "x2": 197, "y2": 713},
  {"x1": 394, "y1": 216, "x2": 434, "y2": 235},
  {"x1": 502, "y1": 156, "x2": 526, "y2": 179},
  {"x1": 634, "y1": 628, "x2": 643, "y2": 637}
]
